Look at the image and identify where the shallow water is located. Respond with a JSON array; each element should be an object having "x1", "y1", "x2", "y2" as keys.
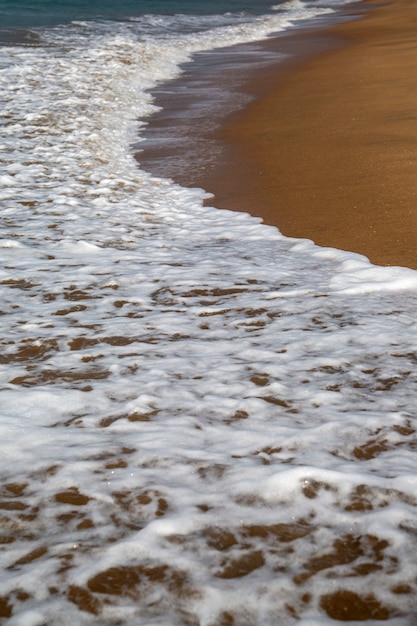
[{"x1": 1, "y1": 0, "x2": 417, "y2": 624}]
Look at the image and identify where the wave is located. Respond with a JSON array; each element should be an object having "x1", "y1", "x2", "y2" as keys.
[{"x1": 1, "y1": 1, "x2": 417, "y2": 624}]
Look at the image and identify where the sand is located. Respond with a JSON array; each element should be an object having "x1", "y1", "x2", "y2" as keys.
[{"x1": 202, "y1": 0, "x2": 417, "y2": 269}]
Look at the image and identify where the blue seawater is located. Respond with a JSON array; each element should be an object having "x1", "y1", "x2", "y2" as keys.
[{"x1": 0, "y1": 0, "x2": 283, "y2": 30}]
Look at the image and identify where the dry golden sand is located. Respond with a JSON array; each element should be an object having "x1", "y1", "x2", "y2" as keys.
[{"x1": 203, "y1": 0, "x2": 417, "y2": 269}]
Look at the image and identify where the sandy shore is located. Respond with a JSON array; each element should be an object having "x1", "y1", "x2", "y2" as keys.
[{"x1": 202, "y1": 0, "x2": 417, "y2": 269}]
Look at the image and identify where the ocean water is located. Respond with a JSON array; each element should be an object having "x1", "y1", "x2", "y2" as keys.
[{"x1": 1, "y1": 0, "x2": 417, "y2": 624}]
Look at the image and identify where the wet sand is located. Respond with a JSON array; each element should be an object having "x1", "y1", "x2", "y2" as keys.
[{"x1": 202, "y1": 0, "x2": 417, "y2": 269}]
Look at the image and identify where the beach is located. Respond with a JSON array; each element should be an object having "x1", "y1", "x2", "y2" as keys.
[
  {"x1": 2, "y1": 1, "x2": 417, "y2": 623},
  {"x1": 199, "y1": 0, "x2": 417, "y2": 269}
]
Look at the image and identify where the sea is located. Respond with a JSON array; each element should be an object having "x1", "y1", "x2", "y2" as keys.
[{"x1": 1, "y1": 0, "x2": 417, "y2": 624}]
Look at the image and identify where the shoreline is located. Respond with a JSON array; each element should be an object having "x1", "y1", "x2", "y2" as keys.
[
  {"x1": 200, "y1": 0, "x2": 417, "y2": 269},
  {"x1": 137, "y1": 5, "x2": 357, "y2": 203}
]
